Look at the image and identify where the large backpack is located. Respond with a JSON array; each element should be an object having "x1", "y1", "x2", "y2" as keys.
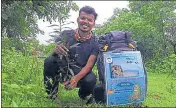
[
  {"x1": 93, "y1": 31, "x2": 147, "y2": 105},
  {"x1": 97, "y1": 31, "x2": 137, "y2": 84}
]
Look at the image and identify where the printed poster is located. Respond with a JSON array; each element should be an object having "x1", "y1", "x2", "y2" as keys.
[{"x1": 104, "y1": 51, "x2": 146, "y2": 106}]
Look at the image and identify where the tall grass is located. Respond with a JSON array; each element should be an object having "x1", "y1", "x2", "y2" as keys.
[{"x1": 2, "y1": 48, "x2": 54, "y2": 107}]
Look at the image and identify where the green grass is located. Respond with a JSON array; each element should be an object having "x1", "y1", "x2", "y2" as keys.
[
  {"x1": 142, "y1": 72, "x2": 176, "y2": 107},
  {"x1": 2, "y1": 50, "x2": 176, "y2": 107},
  {"x1": 54, "y1": 72, "x2": 176, "y2": 107}
]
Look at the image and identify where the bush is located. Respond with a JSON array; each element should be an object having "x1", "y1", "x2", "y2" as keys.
[
  {"x1": 1, "y1": 48, "x2": 58, "y2": 107},
  {"x1": 146, "y1": 54, "x2": 176, "y2": 77}
]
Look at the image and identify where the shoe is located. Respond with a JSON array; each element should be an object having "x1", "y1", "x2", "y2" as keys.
[
  {"x1": 79, "y1": 94, "x2": 94, "y2": 105},
  {"x1": 78, "y1": 88, "x2": 87, "y2": 100},
  {"x1": 86, "y1": 95, "x2": 93, "y2": 105},
  {"x1": 78, "y1": 88, "x2": 94, "y2": 104}
]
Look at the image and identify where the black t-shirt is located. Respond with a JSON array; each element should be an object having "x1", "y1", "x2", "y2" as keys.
[{"x1": 55, "y1": 30, "x2": 99, "y2": 67}]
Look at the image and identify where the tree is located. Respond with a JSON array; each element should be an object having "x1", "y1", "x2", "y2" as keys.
[
  {"x1": 129, "y1": 1, "x2": 176, "y2": 56},
  {"x1": 164, "y1": 13, "x2": 176, "y2": 54},
  {"x1": 47, "y1": 21, "x2": 76, "y2": 43},
  {"x1": 96, "y1": 10, "x2": 158, "y2": 61},
  {"x1": 1, "y1": 0, "x2": 78, "y2": 41},
  {"x1": 95, "y1": 1, "x2": 176, "y2": 60}
]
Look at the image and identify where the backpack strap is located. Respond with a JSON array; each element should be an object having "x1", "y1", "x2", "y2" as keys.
[
  {"x1": 124, "y1": 32, "x2": 130, "y2": 45},
  {"x1": 104, "y1": 33, "x2": 112, "y2": 51},
  {"x1": 125, "y1": 32, "x2": 136, "y2": 50}
]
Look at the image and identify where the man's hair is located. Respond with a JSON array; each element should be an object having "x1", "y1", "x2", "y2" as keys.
[{"x1": 79, "y1": 6, "x2": 98, "y2": 21}]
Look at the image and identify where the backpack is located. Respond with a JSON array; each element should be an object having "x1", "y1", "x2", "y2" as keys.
[
  {"x1": 97, "y1": 31, "x2": 137, "y2": 84},
  {"x1": 93, "y1": 31, "x2": 147, "y2": 105}
]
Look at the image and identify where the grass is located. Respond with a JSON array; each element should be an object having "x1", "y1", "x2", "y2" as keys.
[
  {"x1": 142, "y1": 72, "x2": 176, "y2": 107},
  {"x1": 2, "y1": 50, "x2": 176, "y2": 107},
  {"x1": 54, "y1": 72, "x2": 176, "y2": 107}
]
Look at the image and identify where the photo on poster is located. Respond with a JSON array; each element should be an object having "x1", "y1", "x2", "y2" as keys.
[
  {"x1": 110, "y1": 64, "x2": 139, "y2": 78},
  {"x1": 111, "y1": 65, "x2": 123, "y2": 78}
]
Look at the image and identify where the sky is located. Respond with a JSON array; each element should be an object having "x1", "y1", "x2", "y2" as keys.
[{"x1": 36, "y1": 1, "x2": 129, "y2": 45}]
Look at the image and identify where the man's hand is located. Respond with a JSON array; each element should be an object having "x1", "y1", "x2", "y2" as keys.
[
  {"x1": 63, "y1": 76, "x2": 80, "y2": 90},
  {"x1": 63, "y1": 81, "x2": 72, "y2": 90},
  {"x1": 70, "y1": 75, "x2": 80, "y2": 89},
  {"x1": 53, "y1": 44, "x2": 69, "y2": 56}
]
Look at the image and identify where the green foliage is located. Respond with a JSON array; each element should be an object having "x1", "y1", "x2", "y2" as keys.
[
  {"x1": 1, "y1": 1, "x2": 78, "y2": 41},
  {"x1": 42, "y1": 43, "x2": 56, "y2": 57},
  {"x1": 47, "y1": 21, "x2": 76, "y2": 43},
  {"x1": 96, "y1": 1, "x2": 176, "y2": 61},
  {"x1": 146, "y1": 54, "x2": 176, "y2": 77},
  {"x1": 96, "y1": 11, "x2": 159, "y2": 61},
  {"x1": 129, "y1": 1, "x2": 176, "y2": 56},
  {"x1": 2, "y1": 1, "x2": 176, "y2": 107},
  {"x1": 2, "y1": 48, "x2": 176, "y2": 107},
  {"x1": 1, "y1": 49, "x2": 98, "y2": 107},
  {"x1": 2, "y1": 48, "x2": 49, "y2": 107},
  {"x1": 2, "y1": 36, "x2": 44, "y2": 56},
  {"x1": 2, "y1": 1, "x2": 42, "y2": 39}
]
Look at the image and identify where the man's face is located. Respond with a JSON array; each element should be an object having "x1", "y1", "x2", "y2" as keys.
[{"x1": 77, "y1": 11, "x2": 95, "y2": 32}]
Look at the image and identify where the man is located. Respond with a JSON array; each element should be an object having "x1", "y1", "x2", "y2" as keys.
[{"x1": 43, "y1": 6, "x2": 99, "y2": 104}]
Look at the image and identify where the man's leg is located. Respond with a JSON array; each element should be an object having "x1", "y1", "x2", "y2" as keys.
[
  {"x1": 77, "y1": 72, "x2": 96, "y2": 100},
  {"x1": 43, "y1": 56, "x2": 60, "y2": 100}
]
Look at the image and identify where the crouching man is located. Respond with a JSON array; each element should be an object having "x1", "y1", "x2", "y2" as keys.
[{"x1": 43, "y1": 6, "x2": 99, "y2": 104}]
